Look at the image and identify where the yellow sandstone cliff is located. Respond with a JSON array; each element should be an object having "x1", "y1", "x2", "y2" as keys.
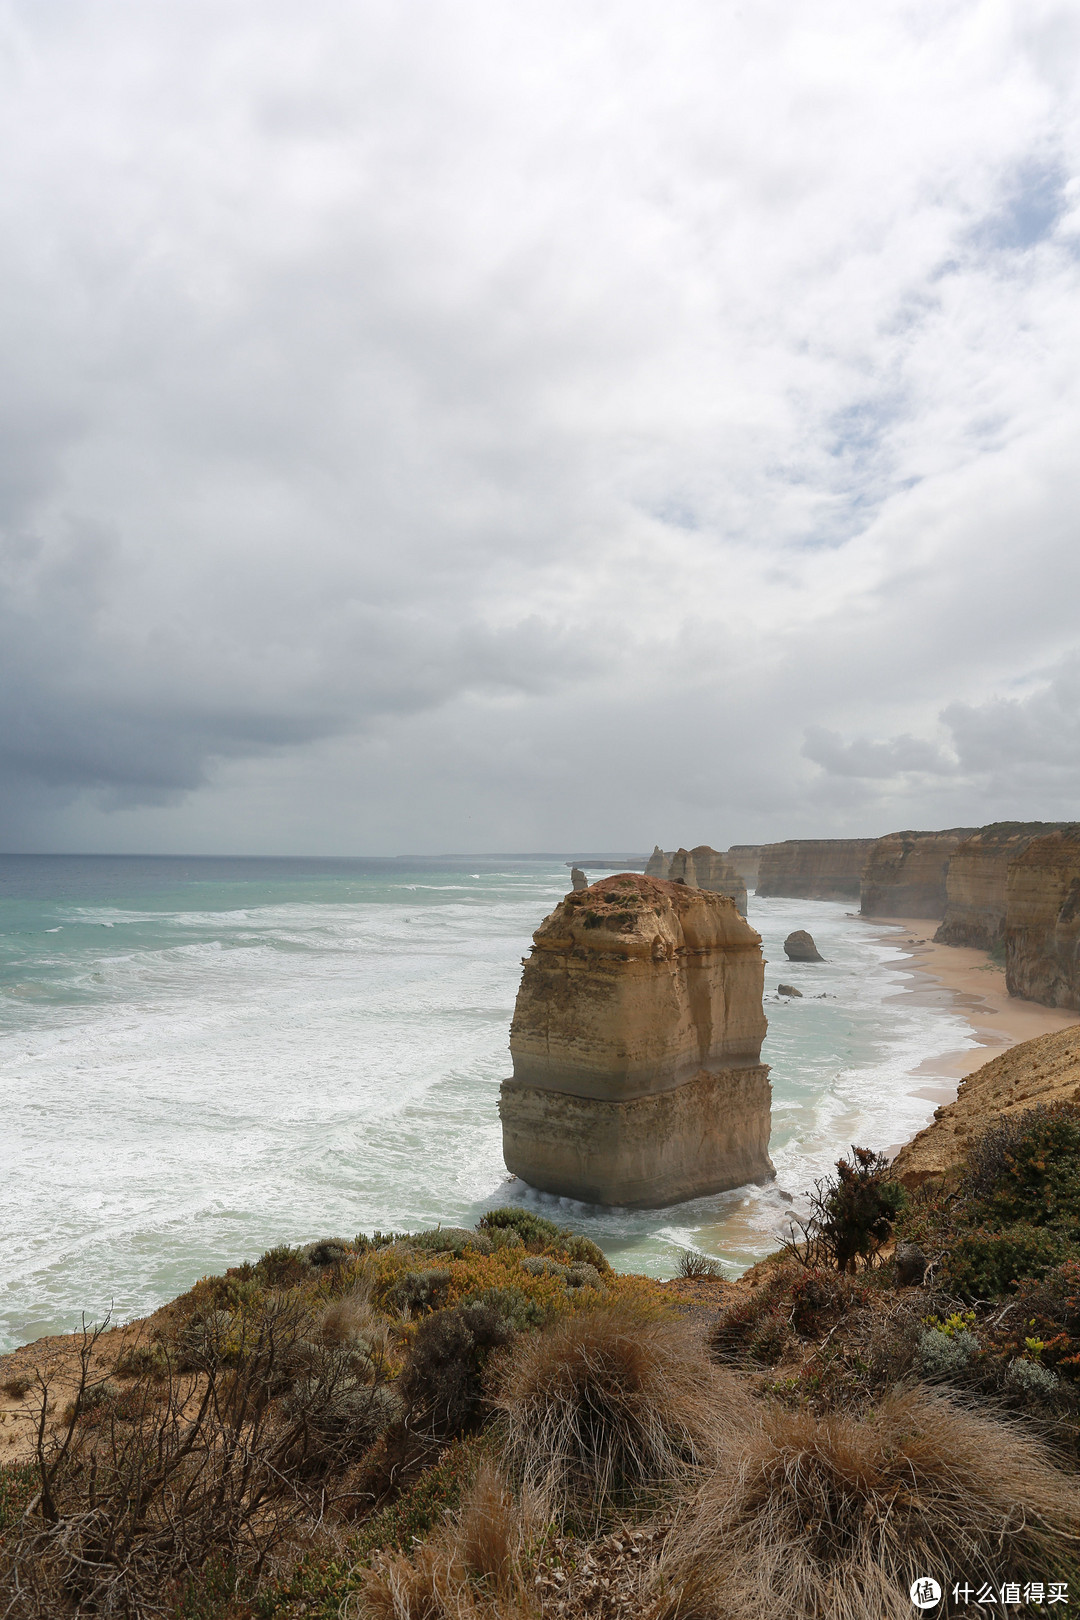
[
  {"x1": 754, "y1": 839, "x2": 875, "y2": 901},
  {"x1": 499, "y1": 874, "x2": 773, "y2": 1207},
  {"x1": 934, "y1": 822, "x2": 1067, "y2": 951},
  {"x1": 1005, "y1": 828, "x2": 1080, "y2": 1011},
  {"x1": 860, "y1": 828, "x2": 975, "y2": 919},
  {"x1": 667, "y1": 845, "x2": 748, "y2": 916}
]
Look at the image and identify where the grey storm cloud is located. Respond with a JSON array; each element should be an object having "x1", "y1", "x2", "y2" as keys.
[{"x1": 1, "y1": 0, "x2": 1080, "y2": 851}]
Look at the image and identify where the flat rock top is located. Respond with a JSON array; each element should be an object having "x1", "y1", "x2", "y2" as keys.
[
  {"x1": 892, "y1": 1024, "x2": 1080, "y2": 1186},
  {"x1": 534, "y1": 873, "x2": 760, "y2": 957}
]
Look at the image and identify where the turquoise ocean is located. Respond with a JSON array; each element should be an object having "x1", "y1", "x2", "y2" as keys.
[{"x1": 0, "y1": 854, "x2": 979, "y2": 1353}]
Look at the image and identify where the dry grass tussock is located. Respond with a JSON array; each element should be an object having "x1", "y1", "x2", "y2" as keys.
[
  {"x1": 490, "y1": 1307, "x2": 744, "y2": 1520},
  {"x1": 653, "y1": 1385, "x2": 1080, "y2": 1620},
  {"x1": 355, "y1": 1461, "x2": 541, "y2": 1620}
]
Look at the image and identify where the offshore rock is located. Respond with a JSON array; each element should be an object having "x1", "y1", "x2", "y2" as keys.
[
  {"x1": 783, "y1": 929, "x2": 823, "y2": 962},
  {"x1": 1005, "y1": 828, "x2": 1080, "y2": 1010},
  {"x1": 570, "y1": 866, "x2": 589, "y2": 892},
  {"x1": 644, "y1": 845, "x2": 672, "y2": 878},
  {"x1": 860, "y1": 829, "x2": 975, "y2": 919},
  {"x1": 667, "y1": 845, "x2": 748, "y2": 916},
  {"x1": 755, "y1": 839, "x2": 875, "y2": 901},
  {"x1": 777, "y1": 983, "x2": 802, "y2": 998},
  {"x1": 935, "y1": 823, "x2": 1068, "y2": 951},
  {"x1": 499, "y1": 874, "x2": 773, "y2": 1207}
]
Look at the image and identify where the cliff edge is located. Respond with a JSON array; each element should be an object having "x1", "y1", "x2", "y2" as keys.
[
  {"x1": 891, "y1": 1024, "x2": 1080, "y2": 1188},
  {"x1": 934, "y1": 822, "x2": 1067, "y2": 951}
]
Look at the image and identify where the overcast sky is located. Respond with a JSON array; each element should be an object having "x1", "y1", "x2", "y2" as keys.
[{"x1": 1, "y1": 0, "x2": 1078, "y2": 855}]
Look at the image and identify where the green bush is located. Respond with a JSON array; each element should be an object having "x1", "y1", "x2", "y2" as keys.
[
  {"x1": 560, "y1": 1234, "x2": 611, "y2": 1272},
  {"x1": 899, "y1": 1105, "x2": 1080, "y2": 1300},
  {"x1": 477, "y1": 1206, "x2": 567, "y2": 1251}
]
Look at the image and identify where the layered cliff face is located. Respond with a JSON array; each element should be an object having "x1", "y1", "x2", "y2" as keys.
[
  {"x1": 667, "y1": 845, "x2": 748, "y2": 916},
  {"x1": 1005, "y1": 829, "x2": 1080, "y2": 1011},
  {"x1": 891, "y1": 1025, "x2": 1080, "y2": 1188},
  {"x1": 723, "y1": 845, "x2": 762, "y2": 887},
  {"x1": 860, "y1": 829, "x2": 975, "y2": 919},
  {"x1": 644, "y1": 845, "x2": 671, "y2": 878},
  {"x1": 754, "y1": 839, "x2": 875, "y2": 901},
  {"x1": 500, "y1": 874, "x2": 772, "y2": 1206},
  {"x1": 934, "y1": 823, "x2": 1066, "y2": 950}
]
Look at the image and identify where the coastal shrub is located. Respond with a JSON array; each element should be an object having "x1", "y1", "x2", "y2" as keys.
[
  {"x1": 491, "y1": 1305, "x2": 729, "y2": 1518},
  {"x1": 478, "y1": 1206, "x2": 568, "y2": 1251},
  {"x1": 408, "y1": 1227, "x2": 495, "y2": 1258},
  {"x1": 1005, "y1": 1356, "x2": 1061, "y2": 1401},
  {"x1": 390, "y1": 1267, "x2": 453, "y2": 1316},
  {"x1": 360, "y1": 1461, "x2": 536, "y2": 1620},
  {"x1": 559, "y1": 1233, "x2": 610, "y2": 1272},
  {"x1": 521, "y1": 1255, "x2": 568, "y2": 1280},
  {"x1": 653, "y1": 1388, "x2": 1080, "y2": 1620},
  {"x1": 710, "y1": 1265, "x2": 866, "y2": 1368},
  {"x1": 112, "y1": 1338, "x2": 170, "y2": 1380},
  {"x1": 783, "y1": 1147, "x2": 906, "y2": 1273},
  {"x1": 677, "y1": 1248, "x2": 723, "y2": 1279},
  {"x1": 462, "y1": 1284, "x2": 549, "y2": 1332},
  {"x1": 991, "y1": 1259, "x2": 1080, "y2": 1381},
  {"x1": 565, "y1": 1262, "x2": 603, "y2": 1290},
  {"x1": 917, "y1": 1326, "x2": 981, "y2": 1381},
  {"x1": 898, "y1": 1104, "x2": 1080, "y2": 1300},
  {"x1": 300, "y1": 1237, "x2": 354, "y2": 1268},
  {"x1": 2, "y1": 1303, "x2": 323, "y2": 1616}
]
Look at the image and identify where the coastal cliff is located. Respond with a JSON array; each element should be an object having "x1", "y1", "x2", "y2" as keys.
[
  {"x1": 754, "y1": 839, "x2": 874, "y2": 901},
  {"x1": 892, "y1": 1024, "x2": 1080, "y2": 1187},
  {"x1": 667, "y1": 845, "x2": 748, "y2": 915},
  {"x1": 499, "y1": 873, "x2": 773, "y2": 1206},
  {"x1": 860, "y1": 828, "x2": 975, "y2": 918},
  {"x1": 723, "y1": 844, "x2": 762, "y2": 887},
  {"x1": 934, "y1": 822, "x2": 1066, "y2": 951},
  {"x1": 1005, "y1": 828, "x2": 1080, "y2": 1010}
]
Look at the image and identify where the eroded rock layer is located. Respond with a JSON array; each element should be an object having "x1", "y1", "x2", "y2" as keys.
[
  {"x1": 723, "y1": 845, "x2": 762, "y2": 887},
  {"x1": 891, "y1": 1025, "x2": 1080, "y2": 1188},
  {"x1": 860, "y1": 829, "x2": 975, "y2": 919},
  {"x1": 754, "y1": 839, "x2": 875, "y2": 901},
  {"x1": 500, "y1": 874, "x2": 772, "y2": 1206},
  {"x1": 934, "y1": 823, "x2": 1066, "y2": 950},
  {"x1": 1005, "y1": 828, "x2": 1080, "y2": 1010},
  {"x1": 667, "y1": 845, "x2": 748, "y2": 916}
]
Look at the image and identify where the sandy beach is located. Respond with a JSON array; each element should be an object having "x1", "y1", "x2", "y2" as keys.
[{"x1": 865, "y1": 916, "x2": 1080, "y2": 1149}]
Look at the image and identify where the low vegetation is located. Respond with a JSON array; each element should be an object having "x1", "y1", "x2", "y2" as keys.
[{"x1": 4, "y1": 1118, "x2": 1080, "y2": 1620}]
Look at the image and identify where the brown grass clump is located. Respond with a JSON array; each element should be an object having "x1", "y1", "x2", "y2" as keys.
[
  {"x1": 654, "y1": 1386, "x2": 1080, "y2": 1620},
  {"x1": 491, "y1": 1306, "x2": 736, "y2": 1519},
  {"x1": 358, "y1": 1461, "x2": 539, "y2": 1620}
]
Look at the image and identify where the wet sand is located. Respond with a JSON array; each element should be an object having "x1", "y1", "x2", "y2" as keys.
[{"x1": 864, "y1": 917, "x2": 1080, "y2": 1152}]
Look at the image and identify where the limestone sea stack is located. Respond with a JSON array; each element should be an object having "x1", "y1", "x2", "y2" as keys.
[
  {"x1": 570, "y1": 866, "x2": 588, "y2": 892},
  {"x1": 783, "y1": 929, "x2": 823, "y2": 961},
  {"x1": 499, "y1": 874, "x2": 773, "y2": 1207},
  {"x1": 860, "y1": 828, "x2": 976, "y2": 919},
  {"x1": 644, "y1": 845, "x2": 672, "y2": 878}
]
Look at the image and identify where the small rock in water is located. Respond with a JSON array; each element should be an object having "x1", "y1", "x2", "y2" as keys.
[
  {"x1": 777, "y1": 983, "x2": 803, "y2": 997},
  {"x1": 783, "y1": 929, "x2": 823, "y2": 962}
]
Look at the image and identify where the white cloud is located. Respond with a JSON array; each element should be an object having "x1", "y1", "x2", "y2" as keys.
[{"x1": 0, "y1": 0, "x2": 1079, "y2": 849}]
